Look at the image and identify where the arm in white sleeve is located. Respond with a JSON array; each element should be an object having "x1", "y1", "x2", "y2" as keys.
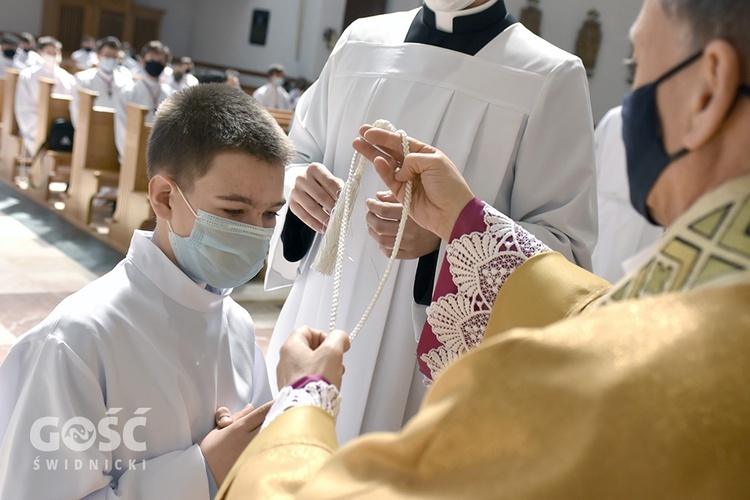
[{"x1": 0, "y1": 337, "x2": 212, "y2": 500}]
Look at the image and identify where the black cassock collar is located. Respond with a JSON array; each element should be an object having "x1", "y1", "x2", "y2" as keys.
[{"x1": 405, "y1": 1, "x2": 517, "y2": 55}]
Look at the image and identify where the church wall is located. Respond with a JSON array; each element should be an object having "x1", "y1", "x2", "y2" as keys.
[
  {"x1": 505, "y1": 0, "x2": 641, "y2": 122},
  {"x1": 0, "y1": 0, "x2": 46, "y2": 37},
  {"x1": 1, "y1": 0, "x2": 640, "y2": 121}
]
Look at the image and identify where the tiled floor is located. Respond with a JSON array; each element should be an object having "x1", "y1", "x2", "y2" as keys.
[{"x1": 0, "y1": 179, "x2": 286, "y2": 362}]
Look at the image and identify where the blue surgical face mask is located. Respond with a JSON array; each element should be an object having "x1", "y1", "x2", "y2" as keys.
[
  {"x1": 622, "y1": 50, "x2": 750, "y2": 223},
  {"x1": 168, "y1": 183, "x2": 274, "y2": 289}
]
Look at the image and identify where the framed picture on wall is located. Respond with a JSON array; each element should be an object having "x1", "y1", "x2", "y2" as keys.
[{"x1": 250, "y1": 9, "x2": 270, "y2": 46}]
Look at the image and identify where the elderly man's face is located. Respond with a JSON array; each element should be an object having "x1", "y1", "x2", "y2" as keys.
[{"x1": 630, "y1": 0, "x2": 702, "y2": 224}]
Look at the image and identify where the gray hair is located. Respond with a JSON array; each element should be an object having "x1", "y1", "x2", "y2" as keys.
[{"x1": 661, "y1": 0, "x2": 750, "y2": 64}]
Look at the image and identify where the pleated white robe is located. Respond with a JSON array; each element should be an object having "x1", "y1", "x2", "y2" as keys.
[{"x1": 266, "y1": 9, "x2": 598, "y2": 443}]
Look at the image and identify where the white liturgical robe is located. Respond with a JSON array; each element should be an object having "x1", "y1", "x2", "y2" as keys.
[
  {"x1": 591, "y1": 106, "x2": 663, "y2": 283},
  {"x1": 114, "y1": 78, "x2": 174, "y2": 160},
  {"x1": 265, "y1": 4, "x2": 597, "y2": 443},
  {"x1": 70, "y1": 66, "x2": 133, "y2": 127},
  {"x1": 252, "y1": 82, "x2": 292, "y2": 110},
  {"x1": 14, "y1": 64, "x2": 75, "y2": 155},
  {"x1": 0, "y1": 231, "x2": 271, "y2": 499}
]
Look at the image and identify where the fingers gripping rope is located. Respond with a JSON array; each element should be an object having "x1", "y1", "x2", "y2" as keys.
[{"x1": 312, "y1": 120, "x2": 412, "y2": 342}]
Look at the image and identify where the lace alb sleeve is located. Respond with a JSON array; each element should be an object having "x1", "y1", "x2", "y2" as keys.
[{"x1": 417, "y1": 198, "x2": 550, "y2": 381}]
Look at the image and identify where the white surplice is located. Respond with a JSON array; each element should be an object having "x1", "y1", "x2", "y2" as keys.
[
  {"x1": 0, "y1": 231, "x2": 271, "y2": 499},
  {"x1": 591, "y1": 106, "x2": 663, "y2": 283},
  {"x1": 265, "y1": 7, "x2": 597, "y2": 443},
  {"x1": 114, "y1": 78, "x2": 175, "y2": 160},
  {"x1": 14, "y1": 64, "x2": 75, "y2": 155},
  {"x1": 69, "y1": 66, "x2": 133, "y2": 127},
  {"x1": 252, "y1": 82, "x2": 293, "y2": 110}
]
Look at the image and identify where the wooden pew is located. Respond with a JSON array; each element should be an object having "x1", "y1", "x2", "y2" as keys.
[
  {"x1": 109, "y1": 103, "x2": 154, "y2": 252},
  {"x1": 22, "y1": 78, "x2": 73, "y2": 202},
  {"x1": 267, "y1": 108, "x2": 294, "y2": 133},
  {"x1": 0, "y1": 69, "x2": 21, "y2": 181},
  {"x1": 65, "y1": 88, "x2": 119, "y2": 224},
  {"x1": 0, "y1": 76, "x2": 5, "y2": 138}
]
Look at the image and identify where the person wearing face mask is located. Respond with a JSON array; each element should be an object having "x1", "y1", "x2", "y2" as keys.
[
  {"x1": 14, "y1": 36, "x2": 75, "y2": 156},
  {"x1": 590, "y1": 104, "x2": 664, "y2": 283},
  {"x1": 166, "y1": 56, "x2": 199, "y2": 92},
  {"x1": 264, "y1": 0, "x2": 597, "y2": 444},
  {"x1": 71, "y1": 34, "x2": 99, "y2": 71},
  {"x1": 0, "y1": 84, "x2": 295, "y2": 499},
  {"x1": 14, "y1": 32, "x2": 44, "y2": 69},
  {"x1": 0, "y1": 34, "x2": 22, "y2": 75},
  {"x1": 113, "y1": 40, "x2": 175, "y2": 161},
  {"x1": 69, "y1": 36, "x2": 133, "y2": 128},
  {"x1": 252, "y1": 64, "x2": 293, "y2": 110},
  {"x1": 217, "y1": 0, "x2": 750, "y2": 497}
]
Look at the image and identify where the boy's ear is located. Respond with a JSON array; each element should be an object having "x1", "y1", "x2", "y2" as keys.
[{"x1": 149, "y1": 175, "x2": 175, "y2": 221}]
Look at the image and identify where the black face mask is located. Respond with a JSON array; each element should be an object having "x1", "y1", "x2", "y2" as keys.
[
  {"x1": 84, "y1": 46, "x2": 93, "y2": 52},
  {"x1": 622, "y1": 51, "x2": 750, "y2": 224},
  {"x1": 3, "y1": 49, "x2": 15, "y2": 59},
  {"x1": 144, "y1": 60, "x2": 165, "y2": 78}
]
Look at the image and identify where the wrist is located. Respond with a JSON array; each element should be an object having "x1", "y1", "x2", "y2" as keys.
[
  {"x1": 262, "y1": 380, "x2": 341, "y2": 431},
  {"x1": 445, "y1": 197, "x2": 485, "y2": 242}
]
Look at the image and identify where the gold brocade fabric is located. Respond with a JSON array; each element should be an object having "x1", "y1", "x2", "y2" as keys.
[
  {"x1": 602, "y1": 174, "x2": 750, "y2": 303},
  {"x1": 219, "y1": 177, "x2": 750, "y2": 499}
]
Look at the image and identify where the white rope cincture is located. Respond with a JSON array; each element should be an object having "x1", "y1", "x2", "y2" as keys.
[{"x1": 311, "y1": 119, "x2": 412, "y2": 342}]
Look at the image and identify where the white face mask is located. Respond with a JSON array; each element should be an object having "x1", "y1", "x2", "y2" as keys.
[
  {"x1": 99, "y1": 56, "x2": 117, "y2": 73},
  {"x1": 424, "y1": 0, "x2": 476, "y2": 12},
  {"x1": 42, "y1": 53, "x2": 61, "y2": 69}
]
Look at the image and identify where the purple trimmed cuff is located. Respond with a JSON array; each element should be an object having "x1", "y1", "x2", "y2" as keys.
[{"x1": 290, "y1": 375, "x2": 331, "y2": 389}]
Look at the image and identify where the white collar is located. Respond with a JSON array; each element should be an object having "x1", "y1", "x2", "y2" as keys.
[
  {"x1": 432, "y1": 0, "x2": 499, "y2": 33},
  {"x1": 127, "y1": 230, "x2": 230, "y2": 312}
]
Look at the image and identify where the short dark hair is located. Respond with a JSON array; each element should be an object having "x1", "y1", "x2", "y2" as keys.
[
  {"x1": 19, "y1": 32, "x2": 35, "y2": 45},
  {"x1": 267, "y1": 64, "x2": 285, "y2": 77},
  {"x1": 140, "y1": 40, "x2": 170, "y2": 60},
  {"x1": 147, "y1": 84, "x2": 294, "y2": 190},
  {"x1": 37, "y1": 36, "x2": 62, "y2": 51},
  {"x1": 1, "y1": 34, "x2": 19, "y2": 46},
  {"x1": 97, "y1": 36, "x2": 121, "y2": 52},
  {"x1": 198, "y1": 71, "x2": 228, "y2": 84},
  {"x1": 661, "y1": 0, "x2": 750, "y2": 68}
]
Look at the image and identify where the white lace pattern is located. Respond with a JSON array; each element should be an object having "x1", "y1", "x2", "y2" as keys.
[
  {"x1": 261, "y1": 381, "x2": 342, "y2": 431},
  {"x1": 421, "y1": 204, "x2": 550, "y2": 380}
]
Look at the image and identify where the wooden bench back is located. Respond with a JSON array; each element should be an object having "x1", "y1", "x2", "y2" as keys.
[
  {"x1": 266, "y1": 108, "x2": 294, "y2": 133},
  {"x1": 35, "y1": 78, "x2": 72, "y2": 153},
  {"x1": 70, "y1": 88, "x2": 119, "y2": 174},
  {"x1": 2, "y1": 69, "x2": 19, "y2": 136}
]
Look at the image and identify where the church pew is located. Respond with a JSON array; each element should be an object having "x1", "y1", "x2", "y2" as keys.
[
  {"x1": 22, "y1": 78, "x2": 73, "y2": 203},
  {"x1": 0, "y1": 76, "x2": 5, "y2": 138},
  {"x1": 267, "y1": 108, "x2": 294, "y2": 133},
  {"x1": 0, "y1": 69, "x2": 21, "y2": 181},
  {"x1": 65, "y1": 88, "x2": 119, "y2": 224},
  {"x1": 109, "y1": 103, "x2": 154, "y2": 253}
]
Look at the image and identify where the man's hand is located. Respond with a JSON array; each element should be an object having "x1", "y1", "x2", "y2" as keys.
[
  {"x1": 289, "y1": 162, "x2": 344, "y2": 234},
  {"x1": 365, "y1": 191, "x2": 441, "y2": 259},
  {"x1": 353, "y1": 125, "x2": 475, "y2": 241},
  {"x1": 277, "y1": 327, "x2": 350, "y2": 389},
  {"x1": 200, "y1": 401, "x2": 273, "y2": 486}
]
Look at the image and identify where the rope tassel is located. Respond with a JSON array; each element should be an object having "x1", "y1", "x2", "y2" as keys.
[{"x1": 312, "y1": 119, "x2": 413, "y2": 341}]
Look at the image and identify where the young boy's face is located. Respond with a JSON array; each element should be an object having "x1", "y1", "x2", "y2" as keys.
[{"x1": 168, "y1": 151, "x2": 286, "y2": 237}]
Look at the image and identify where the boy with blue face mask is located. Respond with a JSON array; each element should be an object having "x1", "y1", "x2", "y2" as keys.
[
  {"x1": 69, "y1": 36, "x2": 133, "y2": 128},
  {"x1": 0, "y1": 84, "x2": 295, "y2": 499}
]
